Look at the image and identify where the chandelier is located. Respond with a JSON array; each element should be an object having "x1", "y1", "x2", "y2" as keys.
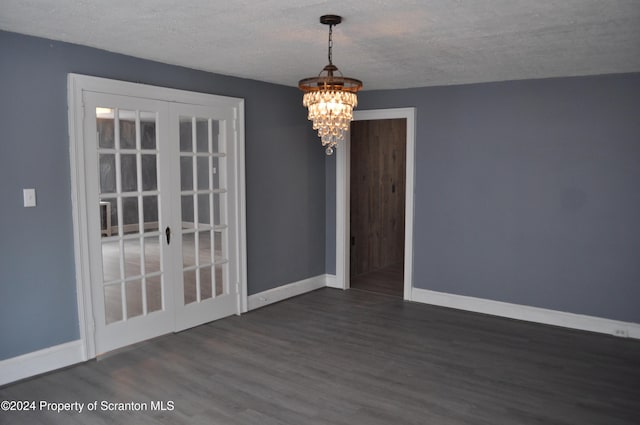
[{"x1": 299, "y1": 15, "x2": 363, "y2": 155}]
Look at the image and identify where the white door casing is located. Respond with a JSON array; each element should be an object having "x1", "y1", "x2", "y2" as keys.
[{"x1": 335, "y1": 108, "x2": 416, "y2": 300}]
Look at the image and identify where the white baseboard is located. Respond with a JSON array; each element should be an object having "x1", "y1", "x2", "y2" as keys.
[
  {"x1": 0, "y1": 340, "x2": 85, "y2": 386},
  {"x1": 325, "y1": 274, "x2": 341, "y2": 289},
  {"x1": 248, "y1": 274, "x2": 328, "y2": 311},
  {"x1": 411, "y1": 287, "x2": 640, "y2": 340}
]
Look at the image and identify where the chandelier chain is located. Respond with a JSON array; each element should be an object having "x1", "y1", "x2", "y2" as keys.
[{"x1": 328, "y1": 24, "x2": 333, "y2": 65}]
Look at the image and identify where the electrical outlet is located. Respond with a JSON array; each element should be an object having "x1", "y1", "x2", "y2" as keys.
[{"x1": 614, "y1": 328, "x2": 629, "y2": 337}]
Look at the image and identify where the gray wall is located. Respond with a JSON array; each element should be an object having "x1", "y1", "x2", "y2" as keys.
[
  {"x1": 333, "y1": 73, "x2": 639, "y2": 323},
  {"x1": 0, "y1": 30, "x2": 325, "y2": 360}
]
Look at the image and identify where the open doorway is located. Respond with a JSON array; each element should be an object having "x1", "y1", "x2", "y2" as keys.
[
  {"x1": 349, "y1": 119, "x2": 406, "y2": 297},
  {"x1": 334, "y1": 107, "x2": 415, "y2": 301}
]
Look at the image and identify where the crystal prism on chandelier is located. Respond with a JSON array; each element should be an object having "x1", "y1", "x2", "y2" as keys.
[{"x1": 298, "y1": 15, "x2": 362, "y2": 155}]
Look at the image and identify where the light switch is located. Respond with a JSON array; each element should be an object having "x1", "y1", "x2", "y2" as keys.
[{"x1": 23, "y1": 188, "x2": 36, "y2": 207}]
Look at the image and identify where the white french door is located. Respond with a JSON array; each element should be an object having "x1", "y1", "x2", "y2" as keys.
[
  {"x1": 83, "y1": 93, "x2": 174, "y2": 354},
  {"x1": 171, "y1": 103, "x2": 239, "y2": 331},
  {"x1": 70, "y1": 75, "x2": 245, "y2": 357}
]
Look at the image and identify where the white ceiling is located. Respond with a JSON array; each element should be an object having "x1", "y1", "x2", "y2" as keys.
[{"x1": 1, "y1": 0, "x2": 639, "y2": 90}]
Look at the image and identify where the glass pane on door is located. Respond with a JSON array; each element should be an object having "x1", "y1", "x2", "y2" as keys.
[
  {"x1": 179, "y1": 115, "x2": 229, "y2": 305},
  {"x1": 97, "y1": 107, "x2": 165, "y2": 323}
]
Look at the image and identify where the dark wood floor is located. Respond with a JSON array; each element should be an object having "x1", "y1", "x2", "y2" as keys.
[
  {"x1": 2, "y1": 288, "x2": 639, "y2": 424},
  {"x1": 350, "y1": 262, "x2": 404, "y2": 297}
]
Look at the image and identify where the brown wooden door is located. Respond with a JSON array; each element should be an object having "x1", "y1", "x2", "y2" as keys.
[{"x1": 350, "y1": 118, "x2": 406, "y2": 281}]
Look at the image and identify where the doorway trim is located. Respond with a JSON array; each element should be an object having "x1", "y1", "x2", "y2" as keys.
[
  {"x1": 67, "y1": 74, "x2": 247, "y2": 359},
  {"x1": 335, "y1": 107, "x2": 416, "y2": 300}
]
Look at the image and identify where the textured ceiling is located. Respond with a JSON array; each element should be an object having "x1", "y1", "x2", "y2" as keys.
[{"x1": 1, "y1": 0, "x2": 639, "y2": 90}]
